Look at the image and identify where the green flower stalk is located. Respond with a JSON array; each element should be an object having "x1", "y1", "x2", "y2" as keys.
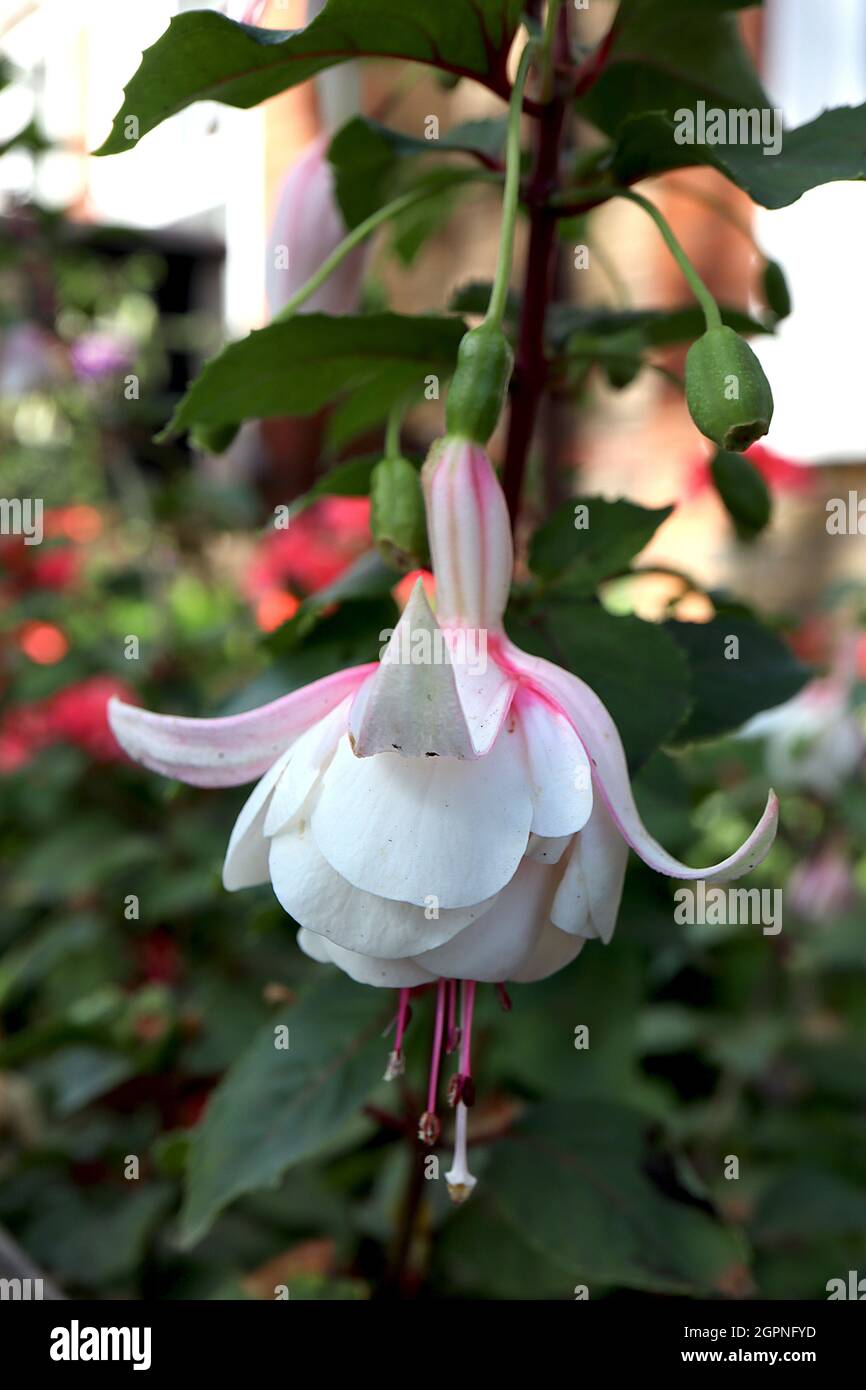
[{"x1": 444, "y1": 40, "x2": 538, "y2": 445}]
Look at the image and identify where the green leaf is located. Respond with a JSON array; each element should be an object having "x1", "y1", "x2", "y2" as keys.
[
  {"x1": 329, "y1": 115, "x2": 505, "y2": 228},
  {"x1": 762, "y1": 259, "x2": 791, "y2": 321},
  {"x1": 711, "y1": 449, "x2": 772, "y2": 539},
  {"x1": 506, "y1": 603, "x2": 690, "y2": 769},
  {"x1": 613, "y1": 104, "x2": 866, "y2": 208},
  {"x1": 159, "y1": 313, "x2": 466, "y2": 441},
  {"x1": 292, "y1": 455, "x2": 380, "y2": 515},
  {"x1": 551, "y1": 302, "x2": 772, "y2": 352},
  {"x1": 30, "y1": 1044, "x2": 135, "y2": 1116},
  {"x1": 179, "y1": 975, "x2": 391, "y2": 1247},
  {"x1": 490, "y1": 943, "x2": 645, "y2": 1103},
  {"x1": 438, "y1": 1100, "x2": 748, "y2": 1297},
  {"x1": 453, "y1": 289, "x2": 771, "y2": 350},
  {"x1": 753, "y1": 1169, "x2": 866, "y2": 1244},
  {"x1": 578, "y1": 0, "x2": 767, "y2": 141},
  {"x1": 528, "y1": 495, "x2": 673, "y2": 592},
  {"x1": 96, "y1": 2, "x2": 522, "y2": 156},
  {"x1": 666, "y1": 614, "x2": 808, "y2": 742},
  {"x1": 22, "y1": 1184, "x2": 173, "y2": 1289}
]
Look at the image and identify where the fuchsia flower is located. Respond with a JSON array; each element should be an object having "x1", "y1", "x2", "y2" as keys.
[
  {"x1": 109, "y1": 438, "x2": 778, "y2": 1199},
  {"x1": 739, "y1": 639, "x2": 865, "y2": 797},
  {"x1": 789, "y1": 848, "x2": 855, "y2": 924},
  {"x1": 266, "y1": 134, "x2": 366, "y2": 319}
]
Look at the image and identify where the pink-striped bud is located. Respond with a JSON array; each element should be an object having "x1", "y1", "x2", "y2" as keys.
[{"x1": 422, "y1": 437, "x2": 513, "y2": 631}]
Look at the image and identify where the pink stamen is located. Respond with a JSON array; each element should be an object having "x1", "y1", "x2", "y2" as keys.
[
  {"x1": 448, "y1": 979, "x2": 477, "y2": 1108},
  {"x1": 384, "y1": 987, "x2": 412, "y2": 1082},
  {"x1": 418, "y1": 978, "x2": 447, "y2": 1146},
  {"x1": 495, "y1": 982, "x2": 512, "y2": 1013},
  {"x1": 446, "y1": 977, "x2": 460, "y2": 1053},
  {"x1": 427, "y1": 977, "x2": 447, "y2": 1114},
  {"x1": 395, "y1": 988, "x2": 412, "y2": 1055},
  {"x1": 459, "y1": 980, "x2": 476, "y2": 1078}
]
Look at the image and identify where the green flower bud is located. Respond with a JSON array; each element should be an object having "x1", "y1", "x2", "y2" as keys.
[
  {"x1": 445, "y1": 322, "x2": 514, "y2": 445},
  {"x1": 685, "y1": 326, "x2": 774, "y2": 453},
  {"x1": 370, "y1": 455, "x2": 430, "y2": 573},
  {"x1": 189, "y1": 420, "x2": 239, "y2": 455}
]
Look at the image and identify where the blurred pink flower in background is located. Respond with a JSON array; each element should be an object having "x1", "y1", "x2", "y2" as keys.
[
  {"x1": 70, "y1": 330, "x2": 134, "y2": 382},
  {"x1": 0, "y1": 322, "x2": 62, "y2": 398},
  {"x1": 740, "y1": 639, "x2": 865, "y2": 797},
  {"x1": 789, "y1": 847, "x2": 856, "y2": 923},
  {"x1": 266, "y1": 135, "x2": 367, "y2": 319}
]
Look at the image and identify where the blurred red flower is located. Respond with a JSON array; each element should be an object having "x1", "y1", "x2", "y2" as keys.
[
  {"x1": 245, "y1": 496, "x2": 371, "y2": 629},
  {"x1": 0, "y1": 675, "x2": 138, "y2": 771},
  {"x1": 17, "y1": 621, "x2": 70, "y2": 664},
  {"x1": 0, "y1": 538, "x2": 79, "y2": 596},
  {"x1": 0, "y1": 505, "x2": 102, "y2": 599}
]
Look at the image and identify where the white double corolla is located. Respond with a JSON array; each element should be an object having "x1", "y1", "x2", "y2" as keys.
[{"x1": 109, "y1": 437, "x2": 778, "y2": 1198}]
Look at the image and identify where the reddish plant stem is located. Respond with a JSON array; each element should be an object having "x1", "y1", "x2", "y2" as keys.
[
  {"x1": 502, "y1": 7, "x2": 621, "y2": 524},
  {"x1": 501, "y1": 102, "x2": 565, "y2": 524},
  {"x1": 501, "y1": 21, "x2": 569, "y2": 525}
]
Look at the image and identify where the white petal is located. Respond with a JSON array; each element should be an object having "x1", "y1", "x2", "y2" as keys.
[
  {"x1": 264, "y1": 695, "x2": 350, "y2": 836},
  {"x1": 269, "y1": 822, "x2": 498, "y2": 958},
  {"x1": 550, "y1": 837, "x2": 591, "y2": 936},
  {"x1": 510, "y1": 924, "x2": 586, "y2": 983},
  {"x1": 526, "y1": 832, "x2": 573, "y2": 864},
  {"x1": 311, "y1": 726, "x2": 533, "y2": 909},
  {"x1": 296, "y1": 929, "x2": 435, "y2": 988},
  {"x1": 446, "y1": 630, "x2": 516, "y2": 756},
  {"x1": 502, "y1": 640, "x2": 779, "y2": 883},
  {"x1": 517, "y1": 688, "x2": 593, "y2": 837},
  {"x1": 222, "y1": 747, "x2": 295, "y2": 890},
  {"x1": 576, "y1": 794, "x2": 629, "y2": 943},
  {"x1": 414, "y1": 857, "x2": 557, "y2": 982},
  {"x1": 295, "y1": 927, "x2": 332, "y2": 964}
]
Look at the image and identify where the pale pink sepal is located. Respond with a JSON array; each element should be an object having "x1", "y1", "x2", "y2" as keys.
[
  {"x1": 108, "y1": 664, "x2": 374, "y2": 788},
  {"x1": 349, "y1": 580, "x2": 475, "y2": 759},
  {"x1": 503, "y1": 641, "x2": 779, "y2": 882},
  {"x1": 422, "y1": 437, "x2": 513, "y2": 630},
  {"x1": 349, "y1": 580, "x2": 516, "y2": 759}
]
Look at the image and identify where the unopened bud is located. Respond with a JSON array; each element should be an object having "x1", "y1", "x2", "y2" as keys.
[
  {"x1": 445, "y1": 322, "x2": 513, "y2": 445},
  {"x1": 685, "y1": 326, "x2": 773, "y2": 453},
  {"x1": 370, "y1": 455, "x2": 429, "y2": 572}
]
